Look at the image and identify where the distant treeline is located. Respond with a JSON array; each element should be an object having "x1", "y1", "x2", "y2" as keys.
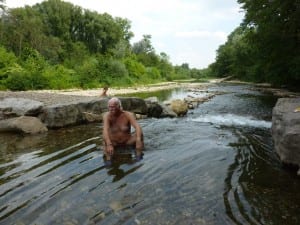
[
  {"x1": 0, "y1": 0, "x2": 298, "y2": 91},
  {"x1": 0, "y1": 0, "x2": 209, "y2": 91},
  {"x1": 209, "y1": 0, "x2": 299, "y2": 89}
]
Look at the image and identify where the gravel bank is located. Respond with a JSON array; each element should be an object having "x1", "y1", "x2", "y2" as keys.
[
  {"x1": 0, "y1": 91, "x2": 97, "y2": 106},
  {"x1": 0, "y1": 82, "x2": 185, "y2": 106}
]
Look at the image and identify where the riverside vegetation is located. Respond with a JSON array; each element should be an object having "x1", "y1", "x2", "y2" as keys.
[
  {"x1": 0, "y1": 0, "x2": 299, "y2": 91},
  {"x1": 0, "y1": 0, "x2": 211, "y2": 91}
]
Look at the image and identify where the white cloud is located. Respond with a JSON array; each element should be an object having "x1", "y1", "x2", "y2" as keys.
[{"x1": 5, "y1": 0, "x2": 244, "y2": 68}]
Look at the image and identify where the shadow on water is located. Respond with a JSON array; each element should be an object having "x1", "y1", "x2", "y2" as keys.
[{"x1": 1, "y1": 83, "x2": 300, "y2": 224}]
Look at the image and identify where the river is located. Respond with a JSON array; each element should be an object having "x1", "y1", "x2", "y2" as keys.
[{"x1": 1, "y1": 83, "x2": 300, "y2": 225}]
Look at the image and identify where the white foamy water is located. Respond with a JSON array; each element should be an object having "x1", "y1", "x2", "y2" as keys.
[{"x1": 189, "y1": 114, "x2": 271, "y2": 128}]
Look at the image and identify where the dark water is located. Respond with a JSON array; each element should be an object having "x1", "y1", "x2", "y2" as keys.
[{"x1": 1, "y1": 83, "x2": 300, "y2": 225}]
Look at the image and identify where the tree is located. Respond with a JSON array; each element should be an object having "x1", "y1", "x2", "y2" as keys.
[
  {"x1": 237, "y1": 0, "x2": 300, "y2": 86},
  {"x1": 132, "y1": 34, "x2": 155, "y2": 54},
  {"x1": 0, "y1": 0, "x2": 5, "y2": 12},
  {"x1": 132, "y1": 35, "x2": 160, "y2": 66}
]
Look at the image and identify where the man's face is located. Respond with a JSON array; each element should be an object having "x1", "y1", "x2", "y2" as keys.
[{"x1": 108, "y1": 102, "x2": 119, "y2": 114}]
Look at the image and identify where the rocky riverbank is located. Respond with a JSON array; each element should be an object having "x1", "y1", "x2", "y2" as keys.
[{"x1": 0, "y1": 81, "x2": 218, "y2": 134}]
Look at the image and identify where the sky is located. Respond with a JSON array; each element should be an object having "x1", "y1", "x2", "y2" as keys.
[{"x1": 5, "y1": 0, "x2": 244, "y2": 69}]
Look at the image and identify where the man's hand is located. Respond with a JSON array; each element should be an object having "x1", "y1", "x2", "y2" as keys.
[{"x1": 106, "y1": 144, "x2": 114, "y2": 156}]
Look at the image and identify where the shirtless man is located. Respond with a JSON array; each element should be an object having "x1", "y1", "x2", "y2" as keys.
[
  {"x1": 100, "y1": 86, "x2": 108, "y2": 97},
  {"x1": 102, "y1": 97, "x2": 144, "y2": 164}
]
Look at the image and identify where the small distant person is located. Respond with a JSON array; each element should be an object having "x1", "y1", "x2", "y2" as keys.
[
  {"x1": 102, "y1": 97, "x2": 144, "y2": 165},
  {"x1": 100, "y1": 86, "x2": 109, "y2": 97}
]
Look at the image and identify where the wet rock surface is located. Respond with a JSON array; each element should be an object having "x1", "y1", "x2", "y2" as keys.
[{"x1": 272, "y1": 97, "x2": 300, "y2": 174}]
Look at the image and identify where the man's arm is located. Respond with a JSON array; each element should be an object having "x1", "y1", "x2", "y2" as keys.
[
  {"x1": 103, "y1": 113, "x2": 112, "y2": 146},
  {"x1": 126, "y1": 112, "x2": 143, "y2": 139},
  {"x1": 126, "y1": 112, "x2": 144, "y2": 153}
]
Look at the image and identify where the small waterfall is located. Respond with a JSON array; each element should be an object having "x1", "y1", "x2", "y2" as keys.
[{"x1": 188, "y1": 113, "x2": 272, "y2": 128}]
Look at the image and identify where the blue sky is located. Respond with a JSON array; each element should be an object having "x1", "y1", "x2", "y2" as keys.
[{"x1": 6, "y1": 0, "x2": 244, "y2": 69}]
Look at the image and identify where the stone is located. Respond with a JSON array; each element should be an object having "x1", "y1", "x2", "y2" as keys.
[
  {"x1": 82, "y1": 112, "x2": 104, "y2": 122},
  {"x1": 118, "y1": 97, "x2": 148, "y2": 114},
  {"x1": 0, "y1": 116, "x2": 48, "y2": 134},
  {"x1": 170, "y1": 99, "x2": 188, "y2": 116},
  {"x1": 145, "y1": 96, "x2": 159, "y2": 104},
  {"x1": 0, "y1": 97, "x2": 44, "y2": 117},
  {"x1": 39, "y1": 97, "x2": 148, "y2": 128},
  {"x1": 146, "y1": 102, "x2": 163, "y2": 118},
  {"x1": 272, "y1": 97, "x2": 300, "y2": 174},
  {"x1": 159, "y1": 103, "x2": 177, "y2": 118}
]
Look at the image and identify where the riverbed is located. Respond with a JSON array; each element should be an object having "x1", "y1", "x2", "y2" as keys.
[{"x1": 1, "y1": 83, "x2": 300, "y2": 225}]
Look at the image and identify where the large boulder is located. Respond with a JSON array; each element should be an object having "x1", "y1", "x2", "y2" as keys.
[
  {"x1": 39, "y1": 97, "x2": 148, "y2": 128},
  {"x1": 272, "y1": 98, "x2": 300, "y2": 174},
  {"x1": 145, "y1": 97, "x2": 163, "y2": 118},
  {"x1": 118, "y1": 97, "x2": 148, "y2": 114},
  {"x1": 39, "y1": 99, "x2": 107, "y2": 128},
  {"x1": 160, "y1": 103, "x2": 177, "y2": 118},
  {"x1": 82, "y1": 112, "x2": 104, "y2": 122},
  {"x1": 0, "y1": 116, "x2": 48, "y2": 134},
  {"x1": 170, "y1": 99, "x2": 188, "y2": 116},
  {"x1": 0, "y1": 97, "x2": 44, "y2": 119}
]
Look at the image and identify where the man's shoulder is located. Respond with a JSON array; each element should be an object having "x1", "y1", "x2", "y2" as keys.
[
  {"x1": 123, "y1": 111, "x2": 136, "y2": 119},
  {"x1": 123, "y1": 110, "x2": 133, "y2": 116},
  {"x1": 103, "y1": 112, "x2": 110, "y2": 119}
]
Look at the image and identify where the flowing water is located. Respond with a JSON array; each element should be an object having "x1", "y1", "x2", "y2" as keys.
[{"x1": 1, "y1": 83, "x2": 300, "y2": 225}]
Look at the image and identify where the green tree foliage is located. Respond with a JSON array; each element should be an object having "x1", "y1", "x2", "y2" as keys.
[
  {"x1": 0, "y1": 0, "x2": 6, "y2": 12},
  {"x1": 43, "y1": 65, "x2": 76, "y2": 89},
  {"x1": 132, "y1": 34, "x2": 160, "y2": 67},
  {"x1": 212, "y1": 0, "x2": 299, "y2": 88},
  {"x1": 211, "y1": 27, "x2": 260, "y2": 81},
  {"x1": 157, "y1": 52, "x2": 174, "y2": 80},
  {"x1": 6, "y1": 48, "x2": 49, "y2": 90},
  {"x1": 1, "y1": 7, "x2": 45, "y2": 56},
  {"x1": 0, "y1": 45, "x2": 18, "y2": 89},
  {"x1": 238, "y1": 0, "x2": 300, "y2": 87},
  {"x1": 0, "y1": 0, "x2": 201, "y2": 90}
]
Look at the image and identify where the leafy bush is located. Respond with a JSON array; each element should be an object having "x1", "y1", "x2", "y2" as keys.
[
  {"x1": 106, "y1": 59, "x2": 128, "y2": 79},
  {"x1": 0, "y1": 46, "x2": 19, "y2": 89},
  {"x1": 146, "y1": 67, "x2": 161, "y2": 80},
  {"x1": 76, "y1": 57, "x2": 101, "y2": 88},
  {"x1": 124, "y1": 58, "x2": 146, "y2": 79},
  {"x1": 43, "y1": 65, "x2": 76, "y2": 89}
]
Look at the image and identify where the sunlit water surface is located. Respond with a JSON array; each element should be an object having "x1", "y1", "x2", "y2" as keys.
[{"x1": 1, "y1": 83, "x2": 300, "y2": 225}]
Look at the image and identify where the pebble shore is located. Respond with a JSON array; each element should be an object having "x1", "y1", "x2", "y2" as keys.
[{"x1": 0, "y1": 82, "x2": 184, "y2": 106}]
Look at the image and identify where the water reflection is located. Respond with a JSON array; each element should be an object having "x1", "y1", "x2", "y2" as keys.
[
  {"x1": 107, "y1": 162, "x2": 143, "y2": 183},
  {"x1": 224, "y1": 126, "x2": 300, "y2": 225}
]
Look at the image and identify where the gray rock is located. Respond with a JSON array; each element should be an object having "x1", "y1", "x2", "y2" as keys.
[
  {"x1": 39, "y1": 97, "x2": 148, "y2": 128},
  {"x1": 118, "y1": 97, "x2": 148, "y2": 114},
  {"x1": 272, "y1": 98, "x2": 300, "y2": 174},
  {"x1": 145, "y1": 96, "x2": 159, "y2": 104},
  {"x1": 0, "y1": 97, "x2": 44, "y2": 117},
  {"x1": 147, "y1": 102, "x2": 163, "y2": 118},
  {"x1": 0, "y1": 116, "x2": 48, "y2": 134},
  {"x1": 82, "y1": 112, "x2": 104, "y2": 122},
  {"x1": 159, "y1": 103, "x2": 177, "y2": 118}
]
